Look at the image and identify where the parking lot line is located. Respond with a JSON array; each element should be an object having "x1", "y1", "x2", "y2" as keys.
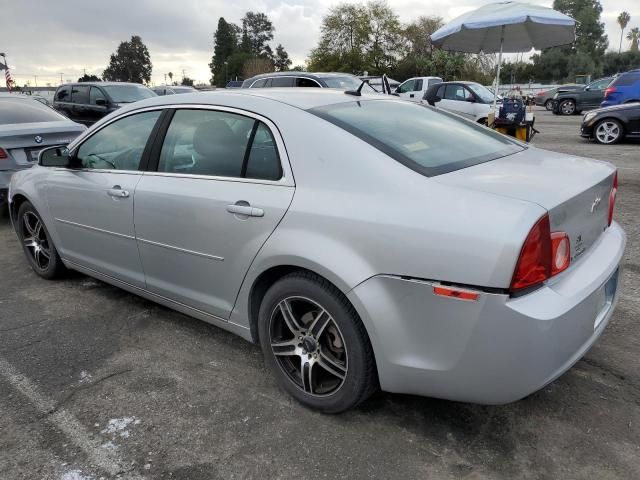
[{"x1": 0, "y1": 356, "x2": 145, "y2": 479}]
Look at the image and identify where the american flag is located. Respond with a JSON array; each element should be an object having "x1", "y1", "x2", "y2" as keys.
[{"x1": 4, "y1": 65, "x2": 13, "y2": 92}]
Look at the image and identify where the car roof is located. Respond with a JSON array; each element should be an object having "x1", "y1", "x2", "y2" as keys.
[
  {"x1": 245, "y1": 71, "x2": 357, "y2": 81},
  {"x1": 58, "y1": 82, "x2": 147, "y2": 88}
]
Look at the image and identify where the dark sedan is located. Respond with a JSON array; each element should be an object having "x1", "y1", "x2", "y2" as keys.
[
  {"x1": 580, "y1": 102, "x2": 640, "y2": 144},
  {"x1": 552, "y1": 77, "x2": 614, "y2": 115}
]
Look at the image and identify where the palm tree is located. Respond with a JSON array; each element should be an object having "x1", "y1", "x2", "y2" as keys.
[
  {"x1": 617, "y1": 12, "x2": 631, "y2": 52},
  {"x1": 627, "y1": 27, "x2": 640, "y2": 52},
  {"x1": 168, "y1": 71, "x2": 173, "y2": 85}
]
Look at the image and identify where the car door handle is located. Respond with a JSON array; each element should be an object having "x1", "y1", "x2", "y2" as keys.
[
  {"x1": 107, "y1": 186, "x2": 129, "y2": 198},
  {"x1": 226, "y1": 204, "x2": 264, "y2": 217}
]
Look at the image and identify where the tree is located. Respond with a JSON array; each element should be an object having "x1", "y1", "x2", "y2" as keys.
[
  {"x1": 181, "y1": 76, "x2": 194, "y2": 86},
  {"x1": 617, "y1": 12, "x2": 631, "y2": 53},
  {"x1": 102, "y1": 35, "x2": 152, "y2": 84},
  {"x1": 628, "y1": 27, "x2": 640, "y2": 52},
  {"x1": 291, "y1": 64, "x2": 306, "y2": 72},
  {"x1": 243, "y1": 57, "x2": 273, "y2": 78},
  {"x1": 210, "y1": 17, "x2": 239, "y2": 86},
  {"x1": 168, "y1": 71, "x2": 173, "y2": 84},
  {"x1": 78, "y1": 74, "x2": 101, "y2": 82},
  {"x1": 241, "y1": 12, "x2": 274, "y2": 56},
  {"x1": 602, "y1": 50, "x2": 640, "y2": 75},
  {"x1": 274, "y1": 44, "x2": 291, "y2": 71}
]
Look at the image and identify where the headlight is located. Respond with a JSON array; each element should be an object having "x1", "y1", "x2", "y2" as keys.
[{"x1": 583, "y1": 112, "x2": 596, "y2": 123}]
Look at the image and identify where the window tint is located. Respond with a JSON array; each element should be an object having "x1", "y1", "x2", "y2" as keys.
[
  {"x1": 89, "y1": 87, "x2": 107, "y2": 105},
  {"x1": 75, "y1": 110, "x2": 161, "y2": 170},
  {"x1": 0, "y1": 98, "x2": 67, "y2": 125},
  {"x1": 296, "y1": 77, "x2": 320, "y2": 87},
  {"x1": 102, "y1": 85, "x2": 156, "y2": 103},
  {"x1": 71, "y1": 85, "x2": 90, "y2": 104},
  {"x1": 56, "y1": 86, "x2": 71, "y2": 102},
  {"x1": 245, "y1": 123, "x2": 282, "y2": 180},
  {"x1": 271, "y1": 77, "x2": 294, "y2": 87},
  {"x1": 444, "y1": 85, "x2": 472, "y2": 101},
  {"x1": 157, "y1": 109, "x2": 281, "y2": 180},
  {"x1": 397, "y1": 79, "x2": 416, "y2": 94},
  {"x1": 251, "y1": 78, "x2": 268, "y2": 88},
  {"x1": 611, "y1": 72, "x2": 640, "y2": 86},
  {"x1": 310, "y1": 100, "x2": 522, "y2": 177},
  {"x1": 590, "y1": 78, "x2": 612, "y2": 90},
  {"x1": 415, "y1": 79, "x2": 423, "y2": 91},
  {"x1": 435, "y1": 85, "x2": 446, "y2": 99}
]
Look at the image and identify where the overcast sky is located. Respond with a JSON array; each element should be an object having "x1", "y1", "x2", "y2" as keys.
[{"x1": 3, "y1": 0, "x2": 639, "y2": 86}]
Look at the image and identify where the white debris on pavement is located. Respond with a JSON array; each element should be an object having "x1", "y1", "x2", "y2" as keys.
[
  {"x1": 101, "y1": 417, "x2": 141, "y2": 438},
  {"x1": 62, "y1": 470, "x2": 94, "y2": 480}
]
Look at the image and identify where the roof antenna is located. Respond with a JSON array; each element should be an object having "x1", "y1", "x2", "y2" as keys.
[{"x1": 345, "y1": 80, "x2": 367, "y2": 97}]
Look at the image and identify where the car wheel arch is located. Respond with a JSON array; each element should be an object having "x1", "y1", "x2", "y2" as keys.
[{"x1": 594, "y1": 117, "x2": 625, "y2": 138}]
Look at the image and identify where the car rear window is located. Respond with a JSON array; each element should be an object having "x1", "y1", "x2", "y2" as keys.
[
  {"x1": 611, "y1": 72, "x2": 640, "y2": 87},
  {"x1": 309, "y1": 99, "x2": 523, "y2": 177},
  {"x1": 0, "y1": 98, "x2": 66, "y2": 125}
]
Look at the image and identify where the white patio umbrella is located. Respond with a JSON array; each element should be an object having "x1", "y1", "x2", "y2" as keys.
[{"x1": 431, "y1": 1, "x2": 575, "y2": 110}]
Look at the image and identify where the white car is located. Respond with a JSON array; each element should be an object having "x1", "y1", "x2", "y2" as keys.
[
  {"x1": 424, "y1": 81, "x2": 501, "y2": 124},
  {"x1": 395, "y1": 76, "x2": 442, "y2": 100}
]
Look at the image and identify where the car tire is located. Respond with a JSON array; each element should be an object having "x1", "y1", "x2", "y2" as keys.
[
  {"x1": 16, "y1": 201, "x2": 66, "y2": 279},
  {"x1": 258, "y1": 271, "x2": 378, "y2": 413},
  {"x1": 593, "y1": 119, "x2": 624, "y2": 145},
  {"x1": 544, "y1": 99, "x2": 554, "y2": 111},
  {"x1": 559, "y1": 99, "x2": 576, "y2": 115}
]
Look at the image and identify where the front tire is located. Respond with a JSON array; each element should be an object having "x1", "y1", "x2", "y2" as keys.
[
  {"x1": 16, "y1": 201, "x2": 66, "y2": 279},
  {"x1": 544, "y1": 99, "x2": 554, "y2": 111},
  {"x1": 559, "y1": 99, "x2": 576, "y2": 115},
  {"x1": 594, "y1": 119, "x2": 623, "y2": 145},
  {"x1": 258, "y1": 272, "x2": 377, "y2": 413}
]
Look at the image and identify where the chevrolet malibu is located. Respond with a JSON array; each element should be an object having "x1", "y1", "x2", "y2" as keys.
[{"x1": 8, "y1": 89, "x2": 625, "y2": 413}]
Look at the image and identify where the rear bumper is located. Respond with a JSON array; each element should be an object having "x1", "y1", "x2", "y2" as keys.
[{"x1": 348, "y1": 222, "x2": 626, "y2": 404}]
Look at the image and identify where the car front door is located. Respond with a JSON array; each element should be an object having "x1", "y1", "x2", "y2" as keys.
[
  {"x1": 439, "y1": 84, "x2": 475, "y2": 120},
  {"x1": 70, "y1": 85, "x2": 92, "y2": 126},
  {"x1": 133, "y1": 107, "x2": 295, "y2": 319},
  {"x1": 581, "y1": 78, "x2": 611, "y2": 109},
  {"x1": 45, "y1": 109, "x2": 163, "y2": 288},
  {"x1": 87, "y1": 87, "x2": 109, "y2": 124},
  {"x1": 396, "y1": 79, "x2": 416, "y2": 99}
]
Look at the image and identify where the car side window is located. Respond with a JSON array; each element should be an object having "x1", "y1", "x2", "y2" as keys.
[
  {"x1": 89, "y1": 87, "x2": 106, "y2": 105},
  {"x1": 157, "y1": 109, "x2": 281, "y2": 180},
  {"x1": 414, "y1": 79, "x2": 423, "y2": 91},
  {"x1": 296, "y1": 77, "x2": 320, "y2": 87},
  {"x1": 590, "y1": 79, "x2": 610, "y2": 90},
  {"x1": 251, "y1": 79, "x2": 268, "y2": 88},
  {"x1": 398, "y1": 80, "x2": 415, "y2": 94},
  {"x1": 71, "y1": 85, "x2": 90, "y2": 104},
  {"x1": 56, "y1": 86, "x2": 71, "y2": 102},
  {"x1": 435, "y1": 85, "x2": 445, "y2": 99},
  {"x1": 75, "y1": 110, "x2": 161, "y2": 171},
  {"x1": 444, "y1": 85, "x2": 471, "y2": 101},
  {"x1": 271, "y1": 77, "x2": 294, "y2": 87}
]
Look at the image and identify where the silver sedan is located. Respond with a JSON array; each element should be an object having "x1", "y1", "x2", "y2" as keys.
[{"x1": 8, "y1": 90, "x2": 625, "y2": 413}]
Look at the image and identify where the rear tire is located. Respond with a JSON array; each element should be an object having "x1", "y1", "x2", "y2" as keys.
[
  {"x1": 16, "y1": 201, "x2": 66, "y2": 279},
  {"x1": 593, "y1": 119, "x2": 623, "y2": 145},
  {"x1": 258, "y1": 271, "x2": 377, "y2": 413}
]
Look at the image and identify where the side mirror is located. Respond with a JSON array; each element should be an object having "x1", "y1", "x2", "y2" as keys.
[
  {"x1": 466, "y1": 97, "x2": 476, "y2": 103},
  {"x1": 95, "y1": 98, "x2": 107, "y2": 106},
  {"x1": 584, "y1": 86, "x2": 590, "y2": 91},
  {"x1": 39, "y1": 146, "x2": 71, "y2": 167},
  {"x1": 394, "y1": 86, "x2": 401, "y2": 93}
]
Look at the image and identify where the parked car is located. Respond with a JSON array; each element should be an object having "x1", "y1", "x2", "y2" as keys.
[
  {"x1": 53, "y1": 82, "x2": 156, "y2": 126},
  {"x1": 423, "y1": 81, "x2": 501, "y2": 124},
  {"x1": 225, "y1": 80, "x2": 244, "y2": 89},
  {"x1": 601, "y1": 69, "x2": 640, "y2": 107},
  {"x1": 534, "y1": 84, "x2": 582, "y2": 110},
  {"x1": 395, "y1": 76, "x2": 442, "y2": 100},
  {"x1": 151, "y1": 85, "x2": 198, "y2": 96},
  {"x1": 552, "y1": 77, "x2": 614, "y2": 115},
  {"x1": 0, "y1": 95, "x2": 85, "y2": 211},
  {"x1": 241, "y1": 71, "x2": 376, "y2": 92},
  {"x1": 9, "y1": 90, "x2": 624, "y2": 413},
  {"x1": 580, "y1": 102, "x2": 640, "y2": 145}
]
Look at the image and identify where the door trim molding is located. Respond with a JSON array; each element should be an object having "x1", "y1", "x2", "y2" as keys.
[
  {"x1": 55, "y1": 218, "x2": 135, "y2": 240},
  {"x1": 137, "y1": 237, "x2": 224, "y2": 261}
]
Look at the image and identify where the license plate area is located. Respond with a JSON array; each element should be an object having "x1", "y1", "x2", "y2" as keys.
[
  {"x1": 25, "y1": 148, "x2": 42, "y2": 162},
  {"x1": 594, "y1": 268, "x2": 618, "y2": 330}
]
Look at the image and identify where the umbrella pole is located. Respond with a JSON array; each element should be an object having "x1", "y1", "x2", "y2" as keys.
[{"x1": 493, "y1": 25, "x2": 505, "y2": 113}]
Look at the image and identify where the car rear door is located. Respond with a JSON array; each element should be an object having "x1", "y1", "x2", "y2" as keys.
[
  {"x1": 133, "y1": 107, "x2": 295, "y2": 319},
  {"x1": 45, "y1": 109, "x2": 164, "y2": 287}
]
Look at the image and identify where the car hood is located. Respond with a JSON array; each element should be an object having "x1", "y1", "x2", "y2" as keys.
[
  {"x1": 433, "y1": 146, "x2": 614, "y2": 211},
  {"x1": 587, "y1": 102, "x2": 640, "y2": 115}
]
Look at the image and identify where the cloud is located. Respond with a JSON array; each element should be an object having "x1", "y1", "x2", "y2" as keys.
[{"x1": 4, "y1": 0, "x2": 639, "y2": 86}]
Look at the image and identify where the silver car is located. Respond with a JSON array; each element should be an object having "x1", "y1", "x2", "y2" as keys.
[
  {"x1": 0, "y1": 95, "x2": 86, "y2": 211},
  {"x1": 8, "y1": 90, "x2": 625, "y2": 413}
]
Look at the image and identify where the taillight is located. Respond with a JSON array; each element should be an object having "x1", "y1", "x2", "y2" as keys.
[
  {"x1": 510, "y1": 213, "x2": 571, "y2": 293},
  {"x1": 604, "y1": 86, "x2": 616, "y2": 98},
  {"x1": 550, "y1": 232, "x2": 570, "y2": 275},
  {"x1": 608, "y1": 171, "x2": 618, "y2": 226},
  {"x1": 0, "y1": 148, "x2": 7, "y2": 159}
]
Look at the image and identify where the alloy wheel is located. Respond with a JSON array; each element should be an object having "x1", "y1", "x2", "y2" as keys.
[
  {"x1": 595, "y1": 121, "x2": 621, "y2": 144},
  {"x1": 21, "y1": 211, "x2": 51, "y2": 271},
  {"x1": 561, "y1": 101, "x2": 575, "y2": 115},
  {"x1": 269, "y1": 296, "x2": 348, "y2": 397}
]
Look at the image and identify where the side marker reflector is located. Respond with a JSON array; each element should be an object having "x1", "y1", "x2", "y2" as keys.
[{"x1": 433, "y1": 286, "x2": 479, "y2": 301}]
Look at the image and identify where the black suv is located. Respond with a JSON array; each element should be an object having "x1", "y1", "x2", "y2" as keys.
[
  {"x1": 551, "y1": 77, "x2": 614, "y2": 115},
  {"x1": 53, "y1": 82, "x2": 156, "y2": 125}
]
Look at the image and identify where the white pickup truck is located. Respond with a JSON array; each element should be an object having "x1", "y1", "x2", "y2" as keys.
[{"x1": 395, "y1": 76, "x2": 443, "y2": 100}]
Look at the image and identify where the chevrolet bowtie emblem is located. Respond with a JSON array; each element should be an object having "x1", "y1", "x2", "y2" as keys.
[{"x1": 590, "y1": 197, "x2": 601, "y2": 213}]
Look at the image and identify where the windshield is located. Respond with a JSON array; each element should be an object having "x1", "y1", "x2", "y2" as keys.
[
  {"x1": 467, "y1": 84, "x2": 496, "y2": 104},
  {"x1": 102, "y1": 85, "x2": 156, "y2": 103},
  {"x1": 309, "y1": 100, "x2": 523, "y2": 177},
  {"x1": 322, "y1": 76, "x2": 376, "y2": 93},
  {"x1": 0, "y1": 98, "x2": 67, "y2": 125}
]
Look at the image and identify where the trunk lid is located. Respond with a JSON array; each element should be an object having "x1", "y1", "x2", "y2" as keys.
[{"x1": 435, "y1": 147, "x2": 616, "y2": 262}]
